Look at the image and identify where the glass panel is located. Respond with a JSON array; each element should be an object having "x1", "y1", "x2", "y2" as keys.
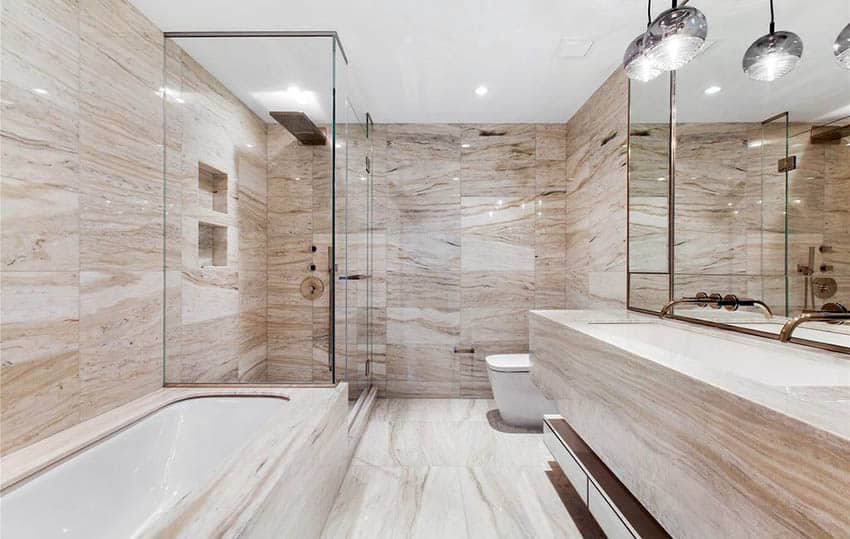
[
  {"x1": 341, "y1": 102, "x2": 370, "y2": 400},
  {"x1": 162, "y1": 35, "x2": 343, "y2": 383},
  {"x1": 627, "y1": 73, "x2": 671, "y2": 312}
]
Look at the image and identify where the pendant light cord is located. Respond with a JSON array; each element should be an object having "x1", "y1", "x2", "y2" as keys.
[
  {"x1": 647, "y1": 0, "x2": 652, "y2": 27},
  {"x1": 769, "y1": 0, "x2": 776, "y2": 34}
]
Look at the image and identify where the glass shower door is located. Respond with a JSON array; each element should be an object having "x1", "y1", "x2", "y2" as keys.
[{"x1": 338, "y1": 102, "x2": 372, "y2": 401}]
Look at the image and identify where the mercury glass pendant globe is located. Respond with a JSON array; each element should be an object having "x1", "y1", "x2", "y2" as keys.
[
  {"x1": 645, "y1": 5, "x2": 708, "y2": 71},
  {"x1": 834, "y1": 23, "x2": 850, "y2": 69},
  {"x1": 742, "y1": 30, "x2": 803, "y2": 81},
  {"x1": 623, "y1": 32, "x2": 662, "y2": 82}
]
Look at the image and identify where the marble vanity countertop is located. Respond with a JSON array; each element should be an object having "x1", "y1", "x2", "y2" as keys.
[
  {"x1": 0, "y1": 385, "x2": 343, "y2": 491},
  {"x1": 530, "y1": 310, "x2": 850, "y2": 442}
]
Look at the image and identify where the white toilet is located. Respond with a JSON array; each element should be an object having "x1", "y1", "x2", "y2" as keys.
[{"x1": 485, "y1": 353, "x2": 555, "y2": 428}]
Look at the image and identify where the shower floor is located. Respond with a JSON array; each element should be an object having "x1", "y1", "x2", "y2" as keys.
[{"x1": 321, "y1": 399, "x2": 602, "y2": 538}]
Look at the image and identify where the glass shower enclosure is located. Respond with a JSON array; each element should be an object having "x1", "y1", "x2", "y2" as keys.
[{"x1": 161, "y1": 32, "x2": 375, "y2": 401}]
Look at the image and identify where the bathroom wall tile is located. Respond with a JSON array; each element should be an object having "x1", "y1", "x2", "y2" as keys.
[
  {"x1": 163, "y1": 270, "x2": 182, "y2": 382},
  {"x1": 387, "y1": 344, "x2": 459, "y2": 383},
  {"x1": 1, "y1": 176, "x2": 80, "y2": 272},
  {"x1": 386, "y1": 231, "x2": 461, "y2": 310},
  {"x1": 0, "y1": 272, "x2": 80, "y2": 454},
  {"x1": 461, "y1": 124, "x2": 536, "y2": 197},
  {"x1": 536, "y1": 124, "x2": 566, "y2": 160},
  {"x1": 1, "y1": 18, "x2": 80, "y2": 271},
  {"x1": 238, "y1": 270, "x2": 267, "y2": 382},
  {"x1": 77, "y1": 37, "x2": 164, "y2": 271},
  {"x1": 79, "y1": 0, "x2": 162, "y2": 89},
  {"x1": 386, "y1": 124, "x2": 461, "y2": 235},
  {"x1": 534, "y1": 159, "x2": 567, "y2": 308},
  {"x1": 79, "y1": 270, "x2": 163, "y2": 420},
  {"x1": 382, "y1": 122, "x2": 571, "y2": 397},
  {"x1": 460, "y1": 271, "x2": 534, "y2": 344},
  {"x1": 237, "y1": 154, "x2": 268, "y2": 273},
  {"x1": 460, "y1": 197, "x2": 536, "y2": 273},
  {"x1": 384, "y1": 381, "x2": 461, "y2": 399},
  {"x1": 179, "y1": 316, "x2": 240, "y2": 382},
  {"x1": 564, "y1": 69, "x2": 628, "y2": 309},
  {"x1": 386, "y1": 307, "x2": 460, "y2": 345}
]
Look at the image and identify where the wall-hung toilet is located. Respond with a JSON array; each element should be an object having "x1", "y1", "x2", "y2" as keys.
[{"x1": 485, "y1": 353, "x2": 555, "y2": 428}]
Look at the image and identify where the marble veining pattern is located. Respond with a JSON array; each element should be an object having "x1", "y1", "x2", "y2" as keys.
[
  {"x1": 0, "y1": 0, "x2": 166, "y2": 454},
  {"x1": 382, "y1": 123, "x2": 569, "y2": 398},
  {"x1": 322, "y1": 399, "x2": 602, "y2": 538},
  {"x1": 564, "y1": 70, "x2": 628, "y2": 309}
]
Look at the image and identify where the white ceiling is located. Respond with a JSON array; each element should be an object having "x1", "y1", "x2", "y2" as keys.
[{"x1": 132, "y1": 0, "x2": 850, "y2": 124}]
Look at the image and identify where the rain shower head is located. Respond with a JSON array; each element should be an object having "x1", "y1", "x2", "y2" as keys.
[{"x1": 270, "y1": 111, "x2": 327, "y2": 145}]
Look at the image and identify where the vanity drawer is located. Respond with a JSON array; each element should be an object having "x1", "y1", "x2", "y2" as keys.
[
  {"x1": 588, "y1": 482, "x2": 635, "y2": 539},
  {"x1": 543, "y1": 415, "x2": 670, "y2": 539},
  {"x1": 543, "y1": 422, "x2": 588, "y2": 504}
]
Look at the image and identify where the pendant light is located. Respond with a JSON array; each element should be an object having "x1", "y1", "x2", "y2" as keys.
[
  {"x1": 834, "y1": 23, "x2": 850, "y2": 69},
  {"x1": 624, "y1": 0, "x2": 662, "y2": 82},
  {"x1": 742, "y1": 0, "x2": 803, "y2": 81},
  {"x1": 645, "y1": 0, "x2": 708, "y2": 71}
]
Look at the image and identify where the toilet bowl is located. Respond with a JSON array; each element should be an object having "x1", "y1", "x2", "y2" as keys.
[{"x1": 486, "y1": 353, "x2": 555, "y2": 428}]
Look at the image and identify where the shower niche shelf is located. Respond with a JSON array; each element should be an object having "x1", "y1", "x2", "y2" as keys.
[
  {"x1": 198, "y1": 221, "x2": 228, "y2": 267},
  {"x1": 198, "y1": 162, "x2": 228, "y2": 214}
]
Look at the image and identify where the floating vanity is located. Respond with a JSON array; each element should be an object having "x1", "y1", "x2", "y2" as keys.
[{"x1": 530, "y1": 310, "x2": 850, "y2": 538}]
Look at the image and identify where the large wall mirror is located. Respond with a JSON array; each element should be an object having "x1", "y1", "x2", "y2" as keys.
[
  {"x1": 628, "y1": 73, "x2": 671, "y2": 312},
  {"x1": 628, "y1": 0, "x2": 849, "y2": 353}
]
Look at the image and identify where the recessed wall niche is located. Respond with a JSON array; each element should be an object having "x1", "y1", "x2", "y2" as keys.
[
  {"x1": 198, "y1": 221, "x2": 227, "y2": 267},
  {"x1": 198, "y1": 162, "x2": 228, "y2": 214}
]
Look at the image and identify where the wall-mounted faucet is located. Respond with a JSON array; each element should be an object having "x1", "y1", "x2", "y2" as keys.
[
  {"x1": 660, "y1": 292, "x2": 773, "y2": 319},
  {"x1": 779, "y1": 303, "x2": 849, "y2": 342}
]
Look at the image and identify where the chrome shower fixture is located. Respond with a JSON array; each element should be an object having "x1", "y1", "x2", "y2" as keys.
[{"x1": 743, "y1": 0, "x2": 803, "y2": 81}]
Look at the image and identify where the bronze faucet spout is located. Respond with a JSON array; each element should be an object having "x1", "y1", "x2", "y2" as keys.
[
  {"x1": 779, "y1": 309, "x2": 850, "y2": 342},
  {"x1": 659, "y1": 292, "x2": 714, "y2": 318}
]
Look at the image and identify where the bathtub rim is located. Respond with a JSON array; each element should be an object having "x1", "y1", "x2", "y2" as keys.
[{"x1": 0, "y1": 385, "x2": 338, "y2": 492}]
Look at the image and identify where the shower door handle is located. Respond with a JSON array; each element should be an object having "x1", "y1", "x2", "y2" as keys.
[
  {"x1": 328, "y1": 246, "x2": 334, "y2": 373},
  {"x1": 339, "y1": 274, "x2": 370, "y2": 280}
]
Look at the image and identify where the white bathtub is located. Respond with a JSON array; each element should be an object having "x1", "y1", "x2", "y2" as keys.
[
  {"x1": 1, "y1": 397, "x2": 284, "y2": 538},
  {"x1": 0, "y1": 387, "x2": 352, "y2": 538}
]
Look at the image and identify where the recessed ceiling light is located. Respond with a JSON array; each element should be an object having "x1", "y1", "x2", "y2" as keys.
[
  {"x1": 461, "y1": 143, "x2": 470, "y2": 148},
  {"x1": 32, "y1": 88, "x2": 48, "y2": 95},
  {"x1": 704, "y1": 85, "x2": 722, "y2": 95},
  {"x1": 246, "y1": 143, "x2": 255, "y2": 148},
  {"x1": 452, "y1": 177, "x2": 459, "y2": 181},
  {"x1": 656, "y1": 176, "x2": 666, "y2": 182},
  {"x1": 474, "y1": 86, "x2": 488, "y2": 96}
]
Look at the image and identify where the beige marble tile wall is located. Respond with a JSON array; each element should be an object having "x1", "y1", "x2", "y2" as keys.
[
  {"x1": 162, "y1": 44, "x2": 269, "y2": 384},
  {"x1": 1, "y1": 0, "x2": 166, "y2": 454},
  {"x1": 628, "y1": 123, "x2": 669, "y2": 275},
  {"x1": 266, "y1": 124, "x2": 334, "y2": 383},
  {"x1": 564, "y1": 70, "x2": 629, "y2": 309},
  {"x1": 380, "y1": 122, "x2": 567, "y2": 398}
]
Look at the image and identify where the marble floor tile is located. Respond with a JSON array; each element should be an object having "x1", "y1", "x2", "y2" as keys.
[{"x1": 325, "y1": 398, "x2": 601, "y2": 538}]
